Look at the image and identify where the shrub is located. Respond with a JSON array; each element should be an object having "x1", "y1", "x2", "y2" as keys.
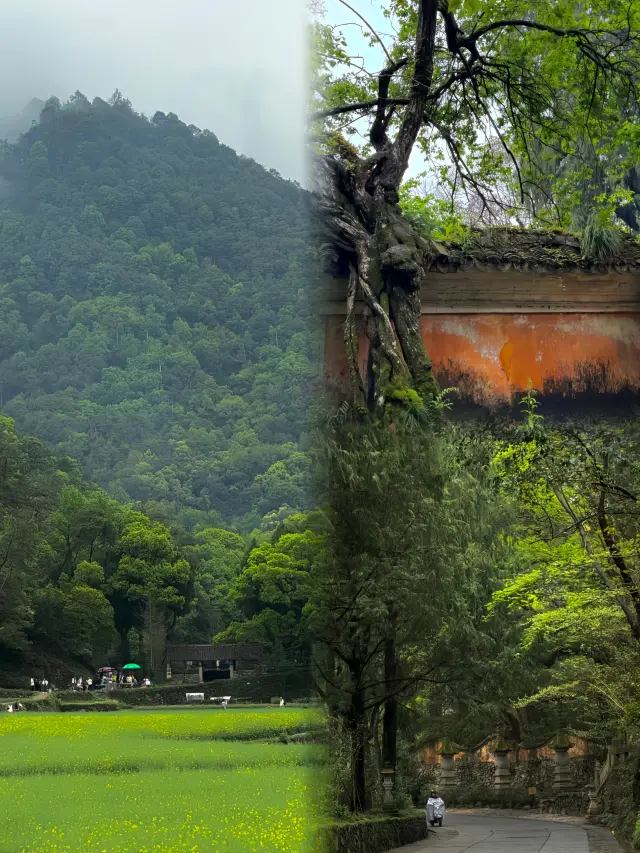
[
  {"x1": 59, "y1": 700, "x2": 120, "y2": 712},
  {"x1": 599, "y1": 754, "x2": 640, "y2": 846},
  {"x1": 0, "y1": 688, "x2": 33, "y2": 699},
  {"x1": 322, "y1": 812, "x2": 427, "y2": 853},
  {"x1": 21, "y1": 695, "x2": 61, "y2": 712},
  {"x1": 444, "y1": 785, "x2": 532, "y2": 809}
]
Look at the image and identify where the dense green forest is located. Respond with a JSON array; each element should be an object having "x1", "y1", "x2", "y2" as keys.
[
  {"x1": 0, "y1": 92, "x2": 318, "y2": 533},
  {"x1": 0, "y1": 413, "x2": 192, "y2": 674},
  {"x1": 0, "y1": 411, "x2": 321, "y2": 684}
]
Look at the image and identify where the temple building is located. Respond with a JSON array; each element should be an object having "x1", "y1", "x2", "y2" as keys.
[{"x1": 165, "y1": 643, "x2": 263, "y2": 684}]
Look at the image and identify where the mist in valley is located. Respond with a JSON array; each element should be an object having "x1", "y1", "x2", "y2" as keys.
[{"x1": 0, "y1": 0, "x2": 308, "y2": 182}]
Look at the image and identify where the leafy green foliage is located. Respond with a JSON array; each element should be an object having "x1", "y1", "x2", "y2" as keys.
[
  {"x1": 313, "y1": 0, "x2": 640, "y2": 229},
  {"x1": 0, "y1": 413, "x2": 268, "y2": 676},
  {"x1": 398, "y1": 177, "x2": 467, "y2": 240},
  {"x1": 312, "y1": 415, "x2": 520, "y2": 809},
  {"x1": 488, "y1": 398, "x2": 640, "y2": 738},
  {"x1": 216, "y1": 511, "x2": 328, "y2": 691},
  {"x1": 0, "y1": 415, "x2": 188, "y2": 669}
]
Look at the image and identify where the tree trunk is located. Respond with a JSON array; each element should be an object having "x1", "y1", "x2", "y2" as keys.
[
  {"x1": 144, "y1": 600, "x2": 167, "y2": 680},
  {"x1": 317, "y1": 0, "x2": 441, "y2": 420},
  {"x1": 320, "y1": 158, "x2": 439, "y2": 418},
  {"x1": 119, "y1": 628, "x2": 130, "y2": 664},
  {"x1": 382, "y1": 634, "x2": 399, "y2": 772},
  {"x1": 348, "y1": 690, "x2": 370, "y2": 811}
]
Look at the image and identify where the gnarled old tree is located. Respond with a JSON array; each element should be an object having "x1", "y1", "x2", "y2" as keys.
[{"x1": 312, "y1": 0, "x2": 640, "y2": 418}]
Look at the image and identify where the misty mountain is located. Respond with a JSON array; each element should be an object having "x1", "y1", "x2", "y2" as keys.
[
  {"x1": 0, "y1": 94, "x2": 318, "y2": 532},
  {"x1": 0, "y1": 98, "x2": 45, "y2": 143}
]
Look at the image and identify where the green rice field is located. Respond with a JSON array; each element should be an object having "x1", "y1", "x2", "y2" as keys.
[{"x1": 0, "y1": 706, "x2": 326, "y2": 853}]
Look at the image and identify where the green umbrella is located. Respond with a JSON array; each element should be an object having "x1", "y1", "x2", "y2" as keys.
[{"x1": 122, "y1": 663, "x2": 141, "y2": 670}]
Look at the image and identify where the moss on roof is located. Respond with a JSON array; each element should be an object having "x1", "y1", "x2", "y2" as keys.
[{"x1": 429, "y1": 226, "x2": 640, "y2": 274}]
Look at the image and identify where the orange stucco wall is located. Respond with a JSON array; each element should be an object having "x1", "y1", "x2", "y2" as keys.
[
  {"x1": 421, "y1": 737, "x2": 589, "y2": 766},
  {"x1": 324, "y1": 313, "x2": 640, "y2": 405}
]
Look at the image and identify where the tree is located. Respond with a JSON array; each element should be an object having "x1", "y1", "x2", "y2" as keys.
[
  {"x1": 0, "y1": 415, "x2": 63, "y2": 653},
  {"x1": 33, "y1": 583, "x2": 115, "y2": 663},
  {"x1": 312, "y1": 417, "x2": 514, "y2": 810},
  {"x1": 0, "y1": 415, "x2": 197, "y2": 676},
  {"x1": 312, "y1": 0, "x2": 640, "y2": 417},
  {"x1": 217, "y1": 511, "x2": 327, "y2": 690},
  {"x1": 110, "y1": 514, "x2": 192, "y2": 673},
  {"x1": 488, "y1": 392, "x2": 640, "y2": 737}
]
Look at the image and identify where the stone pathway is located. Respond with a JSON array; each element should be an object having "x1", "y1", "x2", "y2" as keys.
[{"x1": 390, "y1": 811, "x2": 625, "y2": 853}]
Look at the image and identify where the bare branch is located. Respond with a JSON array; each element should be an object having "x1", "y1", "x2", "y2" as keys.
[
  {"x1": 312, "y1": 97, "x2": 408, "y2": 121},
  {"x1": 337, "y1": 0, "x2": 394, "y2": 64},
  {"x1": 371, "y1": 58, "x2": 409, "y2": 149}
]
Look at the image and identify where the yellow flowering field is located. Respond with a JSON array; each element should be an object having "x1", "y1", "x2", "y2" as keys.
[{"x1": 0, "y1": 707, "x2": 326, "y2": 853}]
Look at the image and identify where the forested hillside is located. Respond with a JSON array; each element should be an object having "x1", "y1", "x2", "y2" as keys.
[
  {"x1": 0, "y1": 414, "x2": 193, "y2": 676},
  {"x1": 0, "y1": 92, "x2": 318, "y2": 532},
  {"x1": 0, "y1": 410, "x2": 320, "y2": 685}
]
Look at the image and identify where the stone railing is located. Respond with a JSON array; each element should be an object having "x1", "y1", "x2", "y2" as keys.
[
  {"x1": 595, "y1": 741, "x2": 629, "y2": 794},
  {"x1": 434, "y1": 732, "x2": 582, "y2": 795},
  {"x1": 424, "y1": 733, "x2": 628, "y2": 819}
]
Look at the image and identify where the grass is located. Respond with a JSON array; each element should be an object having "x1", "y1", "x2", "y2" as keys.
[
  {"x1": 0, "y1": 706, "x2": 326, "y2": 852},
  {"x1": 580, "y1": 214, "x2": 624, "y2": 261}
]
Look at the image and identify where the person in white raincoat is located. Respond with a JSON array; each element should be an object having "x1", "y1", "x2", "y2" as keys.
[{"x1": 426, "y1": 791, "x2": 445, "y2": 827}]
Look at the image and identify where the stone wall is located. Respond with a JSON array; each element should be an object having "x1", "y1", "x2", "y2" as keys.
[
  {"x1": 421, "y1": 753, "x2": 592, "y2": 794},
  {"x1": 539, "y1": 791, "x2": 590, "y2": 816},
  {"x1": 454, "y1": 753, "x2": 495, "y2": 789}
]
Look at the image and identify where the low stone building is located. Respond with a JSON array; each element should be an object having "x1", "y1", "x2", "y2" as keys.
[{"x1": 165, "y1": 643, "x2": 263, "y2": 684}]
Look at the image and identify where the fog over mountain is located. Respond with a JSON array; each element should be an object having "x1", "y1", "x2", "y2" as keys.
[{"x1": 0, "y1": 0, "x2": 308, "y2": 182}]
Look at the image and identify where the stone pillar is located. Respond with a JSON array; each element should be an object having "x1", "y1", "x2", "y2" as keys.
[
  {"x1": 381, "y1": 763, "x2": 398, "y2": 813},
  {"x1": 587, "y1": 785, "x2": 600, "y2": 816},
  {"x1": 438, "y1": 739, "x2": 457, "y2": 791},
  {"x1": 229, "y1": 661, "x2": 235, "y2": 680},
  {"x1": 440, "y1": 753, "x2": 456, "y2": 790},
  {"x1": 493, "y1": 744, "x2": 512, "y2": 790},
  {"x1": 553, "y1": 732, "x2": 572, "y2": 791},
  {"x1": 198, "y1": 662, "x2": 204, "y2": 684}
]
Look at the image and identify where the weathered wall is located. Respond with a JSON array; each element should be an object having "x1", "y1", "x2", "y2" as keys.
[
  {"x1": 421, "y1": 738, "x2": 590, "y2": 766},
  {"x1": 321, "y1": 268, "x2": 640, "y2": 408},
  {"x1": 324, "y1": 312, "x2": 640, "y2": 407},
  {"x1": 418, "y1": 753, "x2": 593, "y2": 795},
  {"x1": 424, "y1": 313, "x2": 640, "y2": 405}
]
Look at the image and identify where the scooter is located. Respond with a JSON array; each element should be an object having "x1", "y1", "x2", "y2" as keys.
[{"x1": 426, "y1": 797, "x2": 445, "y2": 828}]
